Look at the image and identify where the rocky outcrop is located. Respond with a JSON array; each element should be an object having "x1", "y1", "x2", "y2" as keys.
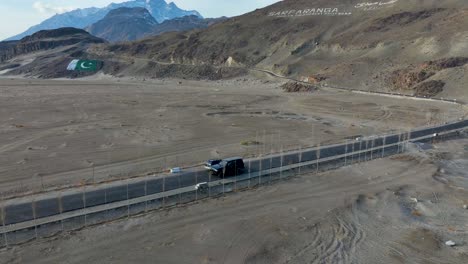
[
  {"x1": 388, "y1": 57, "x2": 468, "y2": 92},
  {"x1": 300, "y1": 75, "x2": 327, "y2": 84},
  {"x1": 366, "y1": 9, "x2": 446, "y2": 32},
  {"x1": 0, "y1": 41, "x2": 18, "y2": 62},
  {"x1": 281, "y1": 82, "x2": 317, "y2": 93},
  {"x1": 413, "y1": 80, "x2": 445, "y2": 97},
  {"x1": 0, "y1": 28, "x2": 105, "y2": 63}
]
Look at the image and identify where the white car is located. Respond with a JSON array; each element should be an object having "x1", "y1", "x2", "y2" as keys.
[
  {"x1": 170, "y1": 167, "x2": 182, "y2": 174},
  {"x1": 195, "y1": 182, "x2": 208, "y2": 191}
]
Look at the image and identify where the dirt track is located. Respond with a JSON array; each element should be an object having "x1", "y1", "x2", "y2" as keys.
[
  {"x1": 2, "y1": 138, "x2": 467, "y2": 263},
  {"x1": 0, "y1": 77, "x2": 464, "y2": 196}
]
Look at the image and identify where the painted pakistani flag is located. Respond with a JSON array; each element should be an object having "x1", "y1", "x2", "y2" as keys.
[{"x1": 67, "y1": 59, "x2": 99, "y2": 71}]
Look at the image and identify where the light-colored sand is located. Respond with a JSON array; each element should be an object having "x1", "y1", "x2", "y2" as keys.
[
  {"x1": 0, "y1": 77, "x2": 464, "y2": 196},
  {"x1": 1, "y1": 138, "x2": 467, "y2": 263}
]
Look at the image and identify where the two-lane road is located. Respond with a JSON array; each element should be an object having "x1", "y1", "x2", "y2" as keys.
[{"x1": 2, "y1": 119, "x2": 468, "y2": 225}]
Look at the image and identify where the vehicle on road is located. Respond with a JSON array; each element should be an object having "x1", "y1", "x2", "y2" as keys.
[
  {"x1": 204, "y1": 159, "x2": 222, "y2": 170},
  {"x1": 195, "y1": 182, "x2": 209, "y2": 191},
  {"x1": 209, "y1": 157, "x2": 245, "y2": 178},
  {"x1": 170, "y1": 167, "x2": 182, "y2": 174}
]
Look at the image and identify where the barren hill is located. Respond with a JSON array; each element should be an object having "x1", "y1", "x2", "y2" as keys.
[
  {"x1": 0, "y1": 28, "x2": 105, "y2": 78},
  {"x1": 95, "y1": 0, "x2": 467, "y2": 97},
  {"x1": 0, "y1": 28, "x2": 104, "y2": 63},
  {"x1": 151, "y1": 15, "x2": 227, "y2": 37}
]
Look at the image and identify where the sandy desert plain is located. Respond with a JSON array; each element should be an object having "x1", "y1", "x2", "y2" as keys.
[
  {"x1": 0, "y1": 75, "x2": 465, "y2": 195},
  {"x1": 0, "y1": 75, "x2": 467, "y2": 263}
]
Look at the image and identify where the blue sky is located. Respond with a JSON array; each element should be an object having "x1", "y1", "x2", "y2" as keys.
[{"x1": 0, "y1": 0, "x2": 280, "y2": 40}]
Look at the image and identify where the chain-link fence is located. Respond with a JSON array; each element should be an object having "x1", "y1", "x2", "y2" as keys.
[
  {"x1": 2, "y1": 122, "x2": 467, "y2": 246},
  {"x1": 0, "y1": 132, "x2": 414, "y2": 246}
]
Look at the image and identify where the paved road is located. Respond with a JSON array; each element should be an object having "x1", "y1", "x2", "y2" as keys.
[{"x1": 2, "y1": 120, "x2": 468, "y2": 225}]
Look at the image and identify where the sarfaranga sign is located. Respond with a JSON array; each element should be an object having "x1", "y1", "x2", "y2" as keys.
[{"x1": 268, "y1": 8, "x2": 352, "y2": 17}]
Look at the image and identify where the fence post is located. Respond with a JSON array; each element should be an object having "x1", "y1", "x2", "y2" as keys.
[
  {"x1": 162, "y1": 175, "x2": 166, "y2": 207},
  {"x1": 298, "y1": 145, "x2": 303, "y2": 175},
  {"x1": 222, "y1": 174, "x2": 225, "y2": 197},
  {"x1": 234, "y1": 162, "x2": 238, "y2": 192},
  {"x1": 402, "y1": 131, "x2": 406, "y2": 152},
  {"x1": 403, "y1": 132, "x2": 407, "y2": 152},
  {"x1": 248, "y1": 159, "x2": 252, "y2": 188},
  {"x1": 58, "y1": 191, "x2": 64, "y2": 232},
  {"x1": 364, "y1": 140, "x2": 368, "y2": 161},
  {"x1": 382, "y1": 136, "x2": 386, "y2": 158},
  {"x1": 178, "y1": 172, "x2": 182, "y2": 204},
  {"x1": 82, "y1": 184, "x2": 87, "y2": 226},
  {"x1": 195, "y1": 170, "x2": 198, "y2": 200},
  {"x1": 358, "y1": 138, "x2": 362, "y2": 163},
  {"x1": 259, "y1": 155, "x2": 262, "y2": 186},
  {"x1": 2, "y1": 195, "x2": 8, "y2": 247},
  {"x1": 32, "y1": 199, "x2": 38, "y2": 240},
  {"x1": 316, "y1": 144, "x2": 320, "y2": 173},
  {"x1": 397, "y1": 132, "x2": 402, "y2": 153},
  {"x1": 126, "y1": 178, "x2": 130, "y2": 218},
  {"x1": 406, "y1": 131, "x2": 409, "y2": 151},
  {"x1": 280, "y1": 145, "x2": 283, "y2": 179},
  {"x1": 344, "y1": 140, "x2": 348, "y2": 166},
  {"x1": 144, "y1": 176, "x2": 148, "y2": 212},
  {"x1": 406, "y1": 130, "x2": 411, "y2": 152},
  {"x1": 208, "y1": 171, "x2": 212, "y2": 197}
]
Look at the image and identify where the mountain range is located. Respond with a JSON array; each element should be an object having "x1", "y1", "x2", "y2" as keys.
[
  {"x1": 86, "y1": 7, "x2": 157, "y2": 42},
  {"x1": 86, "y1": 7, "x2": 226, "y2": 42},
  {"x1": 5, "y1": 0, "x2": 202, "y2": 41}
]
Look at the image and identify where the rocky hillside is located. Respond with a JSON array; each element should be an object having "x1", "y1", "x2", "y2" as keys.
[
  {"x1": 5, "y1": 0, "x2": 202, "y2": 41},
  {"x1": 95, "y1": 0, "x2": 467, "y2": 98},
  {"x1": 0, "y1": 41, "x2": 18, "y2": 62},
  {"x1": 0, "y1": 28, "x2": 106, "y2": 78},
  {"x1": 0, "y1": 26, "x2": 243, "y2": 80},
  {"x1": 152, "y1": 15, "x2": 227, "y2": 36},
  {"x1": 0, "y1": 28, "x2": 105, "y2": 63},
  {"x1": 86, "y1": 7, "x2": 158, "y2": 42}
]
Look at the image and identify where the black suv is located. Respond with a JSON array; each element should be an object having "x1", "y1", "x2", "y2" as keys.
[{"x1": 209, "y1": 157, "x2": 245, "y2": 177}]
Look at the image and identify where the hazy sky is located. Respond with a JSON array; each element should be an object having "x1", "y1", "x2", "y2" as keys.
[{"x1": 0, "y1": 0, "x2": 280, "y2": 40}]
